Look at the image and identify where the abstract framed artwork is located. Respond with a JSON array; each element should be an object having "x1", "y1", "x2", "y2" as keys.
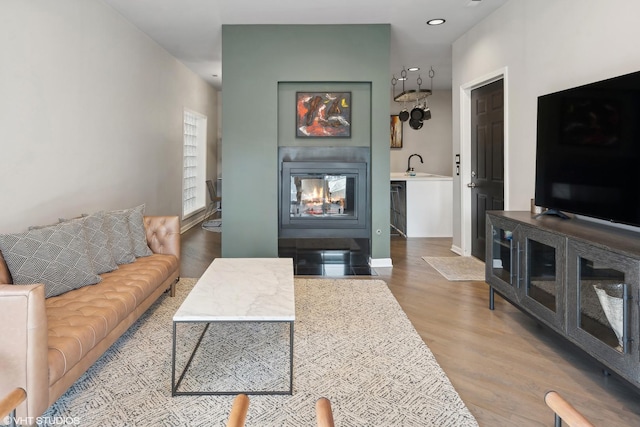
[
  {"x1": 390, "y1": 114, "x2": 403, "y2": 148},
  {"x1": 296, "y1": 92, "x2": 351, "y2": 138}
]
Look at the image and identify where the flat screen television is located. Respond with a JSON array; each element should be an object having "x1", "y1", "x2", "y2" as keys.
[{"x1": 535, "y1": 70, "x2": 640, "y2": 227}]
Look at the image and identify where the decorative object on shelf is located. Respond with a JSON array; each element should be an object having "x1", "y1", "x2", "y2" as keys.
[
  {"x1": 392, "y1": 67, "x2": 435, "y2": 130},
  {"x1": 390, "y1": 115, "x2": 403, "y2": 148},
  {"x1": 593, "y1": 283, "x2": 625, "y2": 350},
  {"x1": 530, "y1": 198, "x2": 547, "y2": 215},
  {"x1": 296, "y1": 92, "x2": 351, "y2": 138}
]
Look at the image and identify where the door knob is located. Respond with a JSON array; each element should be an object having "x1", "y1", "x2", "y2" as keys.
[{"x1": 467, "y1": 182, "x2": 477, "y2": 188}]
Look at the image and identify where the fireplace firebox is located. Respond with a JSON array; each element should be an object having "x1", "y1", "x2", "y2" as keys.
[{"x1": 280, "y1": 161, "x2": 367, "y2": 238}]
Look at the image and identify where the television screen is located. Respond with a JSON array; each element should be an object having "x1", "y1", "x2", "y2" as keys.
[{"x1": 535, "y1": 70, "x2": 640, "y2": 227}]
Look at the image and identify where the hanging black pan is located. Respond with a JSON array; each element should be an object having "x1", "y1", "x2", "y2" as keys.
[{"x1": 410, "y1": 105, "x2": 425, "y2": 121}]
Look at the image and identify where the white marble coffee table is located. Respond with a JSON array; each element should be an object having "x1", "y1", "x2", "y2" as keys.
[{"x1": 171, "y1": 258, "x2": 295, "y2": 396}]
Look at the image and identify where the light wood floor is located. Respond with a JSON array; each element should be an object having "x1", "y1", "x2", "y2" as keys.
[{"x1": 180, "y1": 226, "x2": 640, "y2": 426}]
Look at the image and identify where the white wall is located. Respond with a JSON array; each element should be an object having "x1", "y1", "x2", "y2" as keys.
[
  {"x1": 390, "y1": 90, "x2": 453, "y2": 176},
  {"x1": 0, "y1": 0, "x2": 218, "y2": 233},
  {"x1": 451, "y1": 0, "x2": 640, "y2": 252}
]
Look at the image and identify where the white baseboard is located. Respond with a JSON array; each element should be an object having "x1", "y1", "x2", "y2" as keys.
[
  {"x1": 369, "y1": 257, "x2": 393, "y2": 268},
  {"x1": 180, "y1": 213, "x2": 205, "y2": 233},
  {"x1": 450, "y1": 245, "x2": 463, "y2": 256}
]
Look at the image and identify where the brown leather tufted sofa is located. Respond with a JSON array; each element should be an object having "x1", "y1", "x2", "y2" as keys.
[{"x1": 0, "y1": 215, "x2": 180, "y2": 424}]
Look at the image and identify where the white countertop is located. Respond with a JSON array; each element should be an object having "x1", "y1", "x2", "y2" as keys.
[
  {"x1": 173, "y1": 258, "x2": 295, "y2": 322},
  {"x1": 390, "y1": 172, "x2": 453, "y2": 181},
  {"x1": 389, "y1": 173, "x2": 453, "y2": 237}
]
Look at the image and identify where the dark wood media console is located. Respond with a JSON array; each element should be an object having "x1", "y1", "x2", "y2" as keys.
[{"x1": 485, "y1": 210, "x2": 640, "y2": 389}]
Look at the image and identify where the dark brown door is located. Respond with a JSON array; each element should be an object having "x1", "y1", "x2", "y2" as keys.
[{"x1": 470, "y1": 79, "x2": 504, "y2": 261}]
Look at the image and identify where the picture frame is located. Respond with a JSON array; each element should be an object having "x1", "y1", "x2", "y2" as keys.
[
  {"x1": 296, "y1": 92, "x2": 351, "y2": 138},
  {"x1": 390, "y1": 114, "x2": 403, "y2": 148}
]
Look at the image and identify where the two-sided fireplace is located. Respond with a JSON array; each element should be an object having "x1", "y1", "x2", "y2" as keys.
[
  {"x1": 280, "y1": 161, "x2": 367, "y2": 238},
  {"x1": 278, "y1": 147, "x2": 369, "y2": 239},
  {"x1": 278, "y1": 146, "x2": 371, "y2": 275}
]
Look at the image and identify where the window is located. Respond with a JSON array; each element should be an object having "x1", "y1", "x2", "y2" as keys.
[{"x1": 182, "y1": 110, "x2": 207, "y2": 218}]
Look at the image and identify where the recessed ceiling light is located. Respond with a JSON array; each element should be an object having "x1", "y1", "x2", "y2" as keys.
[
  {"x1": 427, "y1": 19, "x2": 446, "y2": 26},
  {"x1": 408, "y1": 67, "x2": 420, "y2": 72}
]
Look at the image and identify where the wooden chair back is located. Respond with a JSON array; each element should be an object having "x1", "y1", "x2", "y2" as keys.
[
  {"x1": 316, "y1": 397, "x2": 335, "y2": 427},
  {"x1": 226, "y1": 394, "x2": 249, "y2": 427},
  {"x1": 0, "y1": 388, "x2": 26, "y2": 427},
  {"x1": 544, "y1": 390, "x2": 595, "y2": 427}
]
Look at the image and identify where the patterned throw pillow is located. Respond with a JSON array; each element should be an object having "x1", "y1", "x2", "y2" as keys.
[
  {"x1": 0, "y1": 220, "x2": 101, "y2": 298},
  {"x1": 78, "y1": 212, "x2": 118, "y2": 274},
  {"x1": 122, "y1": 204, "x2": 153, "y2": 258},
  {"x1": 104, "y1": 210, "x2": 136, "y2": 265}
]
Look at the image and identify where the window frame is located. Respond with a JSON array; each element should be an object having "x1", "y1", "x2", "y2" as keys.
[{"x1": 182, "y1": 109, "x2": 207, "y2": 219}]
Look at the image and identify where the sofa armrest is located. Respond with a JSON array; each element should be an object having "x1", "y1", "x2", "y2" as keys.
[
  {"x1": 0, "y1": 284, "x2": 49, "y2": 421},
  {"x1": 143, "y1": 216, "x2": 181, "y2": 261}
]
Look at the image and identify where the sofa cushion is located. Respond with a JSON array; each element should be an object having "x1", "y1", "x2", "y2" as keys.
[
  {"x1": 44, "y1": 253, "x2": 178, "y2": 386},
  {"x1": 0, "y1": 221, "x2": 101, "y2": 298},
  {"x1": 104, "y1": 210, "x2": 136, "y2": 265}
]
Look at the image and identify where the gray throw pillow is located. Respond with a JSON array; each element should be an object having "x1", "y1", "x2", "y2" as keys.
[
  {"x1": 0, "y1": 220, "x2": 102, "y2": 298},
  {"x1": 104, "y1": 210, "x2": 136, "y2": 265},
  {"x1": 77, "y1": 212, "x2": 118, "y2": 274},
  {"x1": 123, "y1": 204, "x2": 153, "y2": 258}
]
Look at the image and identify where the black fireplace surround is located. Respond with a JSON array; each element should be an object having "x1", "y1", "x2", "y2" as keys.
[{"x1": 278, "y1": 146, "x2": 370, "y2": 239}]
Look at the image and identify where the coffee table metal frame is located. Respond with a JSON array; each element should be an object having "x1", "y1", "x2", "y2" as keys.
[
  {"x1": 170, "y1": 258, "x2": 295, "y2": 396},
  {"x1": 171, "y1": 319, "x2": 294, "y2": 396}
]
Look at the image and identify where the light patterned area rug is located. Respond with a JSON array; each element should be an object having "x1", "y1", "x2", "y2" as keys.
[
  {"x1": 422, "y1": 256, "x2": 486, "y2": 281},
  {"x1": 34, "y1": 278, "x2": 477, "y2": 426}
]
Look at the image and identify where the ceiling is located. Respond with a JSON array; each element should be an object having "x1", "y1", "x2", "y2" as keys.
[{"x1": 102, "y1": 0, "x2": 508, "y2": 91}]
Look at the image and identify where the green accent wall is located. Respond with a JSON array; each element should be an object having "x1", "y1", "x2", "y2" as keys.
[{"x1": 222, "y1": 24, "x2": 390, "y2": 259}]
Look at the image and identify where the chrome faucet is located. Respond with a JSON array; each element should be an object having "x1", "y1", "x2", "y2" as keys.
[{"x1": 406, "y1": 153, "x2": 424, "y2": 173}]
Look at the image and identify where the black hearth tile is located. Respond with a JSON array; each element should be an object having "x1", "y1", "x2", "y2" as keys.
[
  {"x1": 297, "y1": 238, "x2": 351, "y2": 250},
  {"x1": 351, "y1": 266, "x2": 376, "y2": 276},
  {"x1": 349, "y1": 253, "x2": 370, "y2": 265},
  {"x1": 322, "y1": 250, "x2": 350, "y2": 264},
  {"x1": 278, "y1": 248, "x2": 297, "y2": 260},
  {"x1": 297, "y1": 250, "x2": 323, "y2": 264},
  {"x1": 323, "y1": 264, "x2": 351, "y2": 277},
  {"x1": 295, "y1": 265, "x2": 324, "y2": 276}
]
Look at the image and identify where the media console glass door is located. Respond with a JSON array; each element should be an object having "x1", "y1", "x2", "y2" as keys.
[
  {"x1": 490, "y1": 223, "x2": 516, "y2": 288},
  {"x1": 486, "y1": 215, "x2": 565, "y2": 330},
  {"x1": 519, "y1": 227, "x2": 565, "y2": 331},
  {"x1": 566, "y1": 240, "x2": 639, "y2": 375}
]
